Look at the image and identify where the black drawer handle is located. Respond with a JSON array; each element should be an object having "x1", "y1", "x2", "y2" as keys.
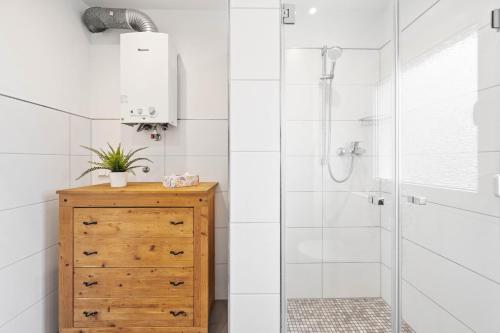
[
  {"x1": 82, "y1": 220, "x2": 98, "y2": 226},
  {"x1": 83, "y1": 251, "x2": 98, "y2": 256},
  {"x1": 170, "y1": 281, "x2": 185, "y2": 287},
  {"x1": 83, "y1": 311, "x2": 98, "y2": 317},
  {"x1": 170, "y1": 221, "x2": 184, "y2": 226},
  {"x1": 169, "y1": 311, "x2": 187, "y2": 317},
  {"x1": 169, "y1": 250, "x2": 184, "y2": 256},
  {"x1": 83, "y1": 281, "x2": 98, "y2": 287}
]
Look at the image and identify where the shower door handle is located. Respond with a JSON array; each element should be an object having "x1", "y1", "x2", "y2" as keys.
[
  {"x1": 407, "y1": 195, "x2": 427, "y2": 205},
  {"x1": 368, "y1": 195, "x2": 384, "y2": 206}
]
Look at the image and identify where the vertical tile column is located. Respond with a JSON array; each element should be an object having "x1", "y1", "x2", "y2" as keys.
[{"x1": 229, "y1": 1, "x2": 281, "y2": 332}]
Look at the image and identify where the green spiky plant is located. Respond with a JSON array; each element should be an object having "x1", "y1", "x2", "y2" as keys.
[{"x1": 76, "y1": 144, "x2": 152, "y2": 180}]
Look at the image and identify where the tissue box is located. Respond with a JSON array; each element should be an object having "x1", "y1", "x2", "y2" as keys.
[{"x1": 163, "y1": 173, "x2": 200, "y2": 188}]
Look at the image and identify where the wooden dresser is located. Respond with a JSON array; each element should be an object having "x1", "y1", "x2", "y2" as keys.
[{"x1": 57, "y1": 182, "x2": 217, "y2": 333}]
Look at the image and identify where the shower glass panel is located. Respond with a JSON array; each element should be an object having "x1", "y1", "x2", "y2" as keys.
[
  {"x1": 282, "y1": 0, "x2": 400, "y2": 332},
  {"x1": 399, "y1": 1, "x2": 500, "y2": 332}
]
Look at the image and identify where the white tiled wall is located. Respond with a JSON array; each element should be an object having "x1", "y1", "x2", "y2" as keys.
[
  {"x1": 284, "y1": 45, "x2": 382, "y2": 299},
  {"x1": 0, "y1": 1, "x2": 91, "y2": 331},
  {"x1": 395, "y1": 0, "x2": 500, "y2": 332},
  {"x1": 229, "y1": 1, "x2": 281, "y2": 332},
  {"x1": 88, "y1": 8, "x2": 230, "y2": 300}
]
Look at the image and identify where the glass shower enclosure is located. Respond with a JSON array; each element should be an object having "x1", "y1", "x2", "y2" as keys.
[{"x1": 281, "y1": 0, "x2": 500, "y2": 332}]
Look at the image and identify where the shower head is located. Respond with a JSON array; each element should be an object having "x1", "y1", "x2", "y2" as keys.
[{"x1": 328, "y1": 46, "x2": 343, "y2": 61}]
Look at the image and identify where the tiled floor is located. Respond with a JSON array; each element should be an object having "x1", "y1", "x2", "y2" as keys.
[
  {"x1": 209, "y1": 300, "x2": 228, "y2": 333},
  {"x1": 287, "y1": 298, "x2": 415, "y2": 333}
]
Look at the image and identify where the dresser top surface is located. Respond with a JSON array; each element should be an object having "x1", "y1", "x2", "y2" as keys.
[{"x1": 57, "y1": 182, "x2": 218, "y2": 195}]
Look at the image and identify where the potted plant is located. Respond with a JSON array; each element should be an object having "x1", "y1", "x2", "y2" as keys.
[{"x1": 77, "y1": 144, "x2": 152, "y2": 188}]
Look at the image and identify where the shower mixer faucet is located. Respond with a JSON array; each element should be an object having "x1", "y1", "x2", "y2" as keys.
[{"x1": 337, "y1": 141, "x2": 366, "y2": 156}]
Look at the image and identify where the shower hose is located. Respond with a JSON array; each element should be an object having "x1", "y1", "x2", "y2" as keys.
[{"x1": 324, "y1": 78, "x2": 354, "y2": 183}]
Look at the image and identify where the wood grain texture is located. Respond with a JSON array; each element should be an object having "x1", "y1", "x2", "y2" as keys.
[
  {"x1": 57, "y1": 182, "x2": 218, "y2": 195},
  {"x1": 74, "y1": 297, "x2": 193, "y2": 328},
  {"x1": 74, "y1": 268, "x2": 194, "y2": 298},
  {"x1": 74, "y1": 208, "x2": 194, "y2": 238},
  {"x1": 58, "y1": 182, "x2": 216, "y2": 332},
  {"x1": 59, "y1": 205, "x2": 74, "y2": 329},
  {"x1": 62, "y1": 328, "x2": 207, "y2": 333},
  {"x1": 74, "y1": 237, "x2": 194, "y2": 268}
]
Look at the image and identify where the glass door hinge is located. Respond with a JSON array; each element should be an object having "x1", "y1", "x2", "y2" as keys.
[{"x1": 282, "y1": 4, "x2": 296, "y2": 24}]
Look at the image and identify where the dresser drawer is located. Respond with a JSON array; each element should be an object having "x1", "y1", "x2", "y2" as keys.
[
  {"x1": 74, "y1": 238, "x2": 193, "y2": 267},
  {"x1": 74, "y1": 208, "x2": 193, "y2": 238},
  {"x1": 74, "y1": 297, "x2": 193, "y2": 328},
  {"x1": 74, "y1": 267, "x2": 193, "y2": 298}
]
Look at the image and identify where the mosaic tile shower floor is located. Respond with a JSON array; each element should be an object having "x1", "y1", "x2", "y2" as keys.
[{"x1": 287, "y1": 298, "x2": 415, "y2": 333}]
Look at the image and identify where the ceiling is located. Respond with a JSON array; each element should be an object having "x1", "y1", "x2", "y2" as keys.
[{"x1": 82, "y1": 0, "x2": 227, "y2": 10}]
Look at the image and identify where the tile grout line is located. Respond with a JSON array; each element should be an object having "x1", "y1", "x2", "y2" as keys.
[
  {"x1": 0, "y1": 243, "x2": 58, "y2": 272},
  {"x1": 402, "y1": 279, "x2": 476, "y2": 333},
  {"x1": 0, "y1": 290, "x2": 57, "y2": 329},
  {"x1": 0, "y1": 199, "x2": 58, "y2": 213},
  {"x1": 403, "y1": 237, "x2": 500, "y2": 287}
]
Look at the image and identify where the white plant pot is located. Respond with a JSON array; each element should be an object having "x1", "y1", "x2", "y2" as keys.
[{"x1": 109, "y1": 172, "x2": 128, "y2": 188}]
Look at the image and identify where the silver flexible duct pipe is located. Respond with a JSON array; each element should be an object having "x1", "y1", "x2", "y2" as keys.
[{"x1": 83, "y1": 7, "x2": 158, "y2": 33}]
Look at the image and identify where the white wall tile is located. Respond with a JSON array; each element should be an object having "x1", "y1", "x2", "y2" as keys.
[
  {"x1": 215, "y1": 228, "x2": 229, "y2": 264},
  {"x1": 323, "y1": 156, "x2": 378, "y2": 192},
  {"x1": 230, "y1": 294, "x2": 280, "y2": 333},
  {"x1": 0, "y1": 292, "x2": 57, "y2": 333},
  {"x1": 0, "y1": 0, "x2": 89, "y2": 117},
  {"x1": 231, "y1": 0, "x2": 280, "y2": 8},
  {"x1": 230, "y1": 152, "x2": 280, "y2": 222},
  {"x1": 399, "y1": 0, "x2": 440, "y2": 29},
  {"x1": 0, "y1": 246, "x2": 58, "y2": 327},
  {"x1": 88, "y1": 42, "x2": 120, "y2": 120},
  {"x1": 286, "y1": 264, "x2": 323, "y2": 298},
  {"x1": 286, "y1": 49, "x2": 379, "y2": 85},
  {"x1": 230, "y1": 9, "x2": 280, "y2": 79},
  {"x1": 324, "y1": 192, "x2": 380, "y2": 227},
  {"x1": 230, "y1": 223, "x2": 280, "y2": 294},
  {"x1": 285, "y1": 121, "x2": 322, "y2": 156},
  {"x1": 286, "y1": 228, "x2": 322, "y2": 263},
  {"x1": 215, "y1": 192, "x2": 229, "y2": 228},
  {"x1": 91, "y1": 119, "x2": 121, "y2": 150},
  {"x1": 230, "y1": 81, "x2": 280, "y2": 151},
  {"x1": 164, "y1": 120, "x2": 228, "y2": 156},
  {"x1": 402, "y1": 281, "x2": 473, "y2": 333},
  {"x1": 403, "y1": 240, "x2": 500, "y2": 332},
  {"x1": 127, "y1": 156, "x2": 165, "y2": 182},
  {"x1": 0, "y1": 201, "x2": 58, "y2": 269},
  {"x1": 164, "y1": 155, "x2": 228, "y2": 191},
  {"x1": 400, "y1": 0, "x2": 490, "y2": 65},
  {"x1": 0, "y1": 154, "x2": 69, "y2": 210},
  {"x1": 381, "y1": 229, "x2": 392, "y2": 269},
  {"x1": 285, "y1": 191, "x2": 322, "y2": 228},
  {"x1": 285, "y1": 156, "x2": 323, "y2": 191},
  {"x1": 71, "y1": 155, "x2": 92, "y2": 188},
  {"x1": 403, "y1": 202, "x2": 500, "y2": 283},
  {"x1": 476, "y1": 86, "x2": 500, "y2": 153},
  {"x1": 381, "y1": 264, "x2": 392, "y2": 306},
  {"x1": 70, "y1": 115, "x2": 91, "y2": 155},
  {"x1": 285, "y1": 84, "x2": 322, "y2": 121},
  {"x1": 323, "y1": 227, "x2": 380, "y2": 262},
  {"x1": 0, "y1": 96, "x2": 69, "y2": 155},
  {"x1": 323, "y1": 263, "x2": 380, "y2": 298},
  {"x1": 478, "y1": 25, "x2": 500, "y2": 91}
]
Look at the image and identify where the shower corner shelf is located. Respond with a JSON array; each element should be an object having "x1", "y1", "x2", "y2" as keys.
[{"x1": 358, "y1": 115, "x2": 390, "y2": 126}]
